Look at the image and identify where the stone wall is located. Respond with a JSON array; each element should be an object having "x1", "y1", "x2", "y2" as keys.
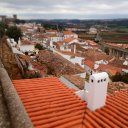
[
  {"x1": 0, "y1": 38, "x2": 22, "y2": 79},
  {"x1": 0, "y1": 66, "x2": 33, "y2": 128}
]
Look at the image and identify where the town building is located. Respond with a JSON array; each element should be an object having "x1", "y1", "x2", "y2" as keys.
[{"x1": 63, "y1": 31, "x2": 78, "y2": 39}]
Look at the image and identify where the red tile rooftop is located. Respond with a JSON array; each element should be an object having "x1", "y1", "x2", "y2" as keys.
[
  {"x1": 46, "y1": 30, "x2": 58, "y2": 33},
  {"x1": 64, "y1": 31, "x2": 77, "y2": 35},
  {"x1": 85, "y1": 59, "x2": 94, "y2": 69},
  {"x1": 107, "y1": 43, "x2": 128, "y2": 49},
  {"x1": 21, "y1": 39, "x2": 33, "y2": 45},
  {"x1": 13, "y1": 77, "x2": 128, "y2": 128},
  {"x1": 64, "y1": 38, "x2": 76, "y2": 42},
  {"x1": 87, "y1": 40, "x2": 98, "y2": 46},
  {"x1": 64, "y1": 38, "x2": 82, "y2": 43},
  {"x1": 97, "y1": 64, "x2": 122, "y2": 76}
]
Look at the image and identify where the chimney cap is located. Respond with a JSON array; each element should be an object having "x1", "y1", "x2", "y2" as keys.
[{"x1": 90, "y1": 72, "x2": 108, "y2": 81}]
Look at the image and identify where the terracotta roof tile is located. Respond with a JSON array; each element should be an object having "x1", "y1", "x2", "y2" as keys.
[
  {"x1": 13, "y1": 78, "x2": 128, "y2": 128},
  {"x1": 64, "y1": 38, "x2": 76, "y2": 42},
  {"x1": 21, "y1": 39, "x2": 33, "y2": 45},
  {"x1": 64, "y1": 75, "x2": 85, "y2": 89},
  {"x1": 107, "y1": 43, "x2": 128, "y2": 49},
  {"x1": 64, "y1": 31, "x2": 77, "y2": 35},
  {"x1": 13, "y1": 77, "x2": 86, "y2": 128},
  {"x1": 85, "y1": 59, "x2": 94, "y2": 69},
  {"x1": 87, "y1": 40, "x2": 98, "y2": 46},
  {"x1": 46, "y1": 30, "x2": 57, "y2": 33},
  {"x1": 97, "y1": 64, "x2": 122, "y2": 76},
  {"x1": 37, "y1": 50, "x2": 84, "y2": 76},
  {"x1": 64, "y1": 38, "x2": 81, "y2": 43}
]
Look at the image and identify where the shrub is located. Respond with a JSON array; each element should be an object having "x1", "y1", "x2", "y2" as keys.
[
  {"x1": 111, "y1": 73, "x2": 128, "y2": 84},
  {"x1": 35, "y1": 44, "x2": 45, "y2": 50}
]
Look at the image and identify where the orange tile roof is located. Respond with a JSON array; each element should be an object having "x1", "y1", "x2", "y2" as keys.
[
  {"x1": 64, "y1": 31, "x2": 77, "y2": 35},
  {"x1": 21, "y1": 40, "x2": 33, "y2": 45},
  {"x1": 64, "y1": 38, "x2": 82, "y2": 43},
  {"x1": 87, "y1": 40, "x2": 98, "y2": 46},
  {"x1": 48, "y1": 34, "x2": 58, "y2": 37},
  {"x1": 85, "y1": 60, "x2": 94, "y2": 69},
  {"x1": 13, "y1": 78, "x2": 128, "y2": 128},
  {"x1": 33, "y1": 34, "x2": 48, "y2": 39},
  {"x1": 55, "y1": 41, "x2": 64, "y2": 47},
  {"x1": 97, "y1": 64, "x2": 122, "y2": 76},
  {"x1": 46, "y1": 30, "x2": 57, "y2": 33},
  {"x1": 107, "y1": 43, "x2": 128, "y2": 49},
  {"x1": 64, "y1": 38, "x2": 76, "y2": 43}
]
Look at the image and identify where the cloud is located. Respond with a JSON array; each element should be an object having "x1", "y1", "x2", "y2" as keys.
[{"x1": 0, "y1": 0, "x2": 128, "y2": 19}]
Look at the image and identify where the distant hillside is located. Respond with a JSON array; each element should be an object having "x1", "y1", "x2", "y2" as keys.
[{"x1": 26, "y1": 19, "x2": 128, "y2": 28}]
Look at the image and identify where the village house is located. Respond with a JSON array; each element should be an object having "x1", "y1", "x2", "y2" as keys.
[
  {"x1": 48, "y1": 33, "x2": 63, "y2": 43},
  {"x1": 55, "y1": 38, "x2": 88, "y2": 53},
  {"x1": 63, "y1": 31, "x2": 78, "y2": 39},
  {"x1": 45, "y1": 29, "x2": 58, "y2": 34},
  {"x1": 89, "y1": 27, "x2": 97, "y2": 34},
  {"x1": 84, "y1": 57, "x2": 128, "y2": 77},
  {"x1": 87, "y1": 40, "x2": 99, "y2": 49},
  {"x1": 17, "y1": 39, "x2": 35, "y2": 53}
]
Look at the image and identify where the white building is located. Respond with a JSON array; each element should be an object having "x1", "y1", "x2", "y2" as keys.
[
  {"x1": 89, "y1": 27, "x2": 97, "y2": 34},
  {"x1": 18, "y1": 39, "x2": 35, "y2": 52},
  {"x1": 49, "y1": 34, "x2": 63, "y2": 43},
  {"x1": 63, "y1": 31, "x2": 78, "y2": 39}
]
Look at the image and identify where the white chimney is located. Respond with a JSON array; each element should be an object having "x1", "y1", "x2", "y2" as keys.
[
  {"x1": 74, "y1": 44, "x2": 76, "y2": 54},
  {"x1": 18, "y1": 38, "x2": 21, "y2": 48},
  {"x1": 85, "y1": 72, "x2": 109, "y2": 111},
  {"x1": 75, "y1": 72, "x2": 109, "y2": 111},
  {"x1": 50, "y1": 41, "x2": 53, "y2": 47}
]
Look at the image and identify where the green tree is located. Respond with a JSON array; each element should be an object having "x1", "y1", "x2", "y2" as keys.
[
  {"x1": 0, "y1": 22, "x2": 7, "y2": 38},
  {"x1": 0, "y1": 26, "x2": 5, "y2": 38},
  {"x1": 6, "y1": 26, "x2": 22, "y2": 42},
  {"x1": 111, "y1": 73, "x2": 128, "y2": 84},
  {"x1": 15, "y1": 19, "x2": 26, "y2": 24},
  {"x1": 35, "y1": 44, "x2": 45, "y2": 50}
]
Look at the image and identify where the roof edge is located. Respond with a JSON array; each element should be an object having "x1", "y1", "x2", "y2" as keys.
[{"x1": 0, "y1": 67, "x2": 33, "y2": 128}]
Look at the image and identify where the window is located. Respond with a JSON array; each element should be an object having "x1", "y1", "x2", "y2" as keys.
[{"x1": 104, "y1": 78, "x2": 106, "y2": 81}]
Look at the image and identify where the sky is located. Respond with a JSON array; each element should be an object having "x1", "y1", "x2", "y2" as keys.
[{"x1": 0, "y1": 0, "x2": 128, "y2": 19}]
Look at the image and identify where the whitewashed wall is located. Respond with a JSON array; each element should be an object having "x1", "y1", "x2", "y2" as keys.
[
  {"x1": 19, "y1": 45, "x2": 35, "y2": 52},
  {"x1": 50, "y1": 36, "x2": 63, "y2": 42},
  {"x1": 52, "y1": 49, "x2": 84, "y2": 68},
  {"x1": 64, "y1": 34, "x2": 78, "y2": 39}
]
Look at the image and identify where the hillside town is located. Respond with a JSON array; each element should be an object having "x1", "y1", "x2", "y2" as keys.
[
  {"x1": 3, "y1": 21, "x2": 128, "y2": 80},
  {"x1": 0, "y1": 13, "x2": 128, "y2": 128}
]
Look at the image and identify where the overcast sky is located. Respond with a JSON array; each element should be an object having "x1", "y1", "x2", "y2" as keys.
[{"x1": 0, "y1": 0, "x2": 128, "y2": 19}]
